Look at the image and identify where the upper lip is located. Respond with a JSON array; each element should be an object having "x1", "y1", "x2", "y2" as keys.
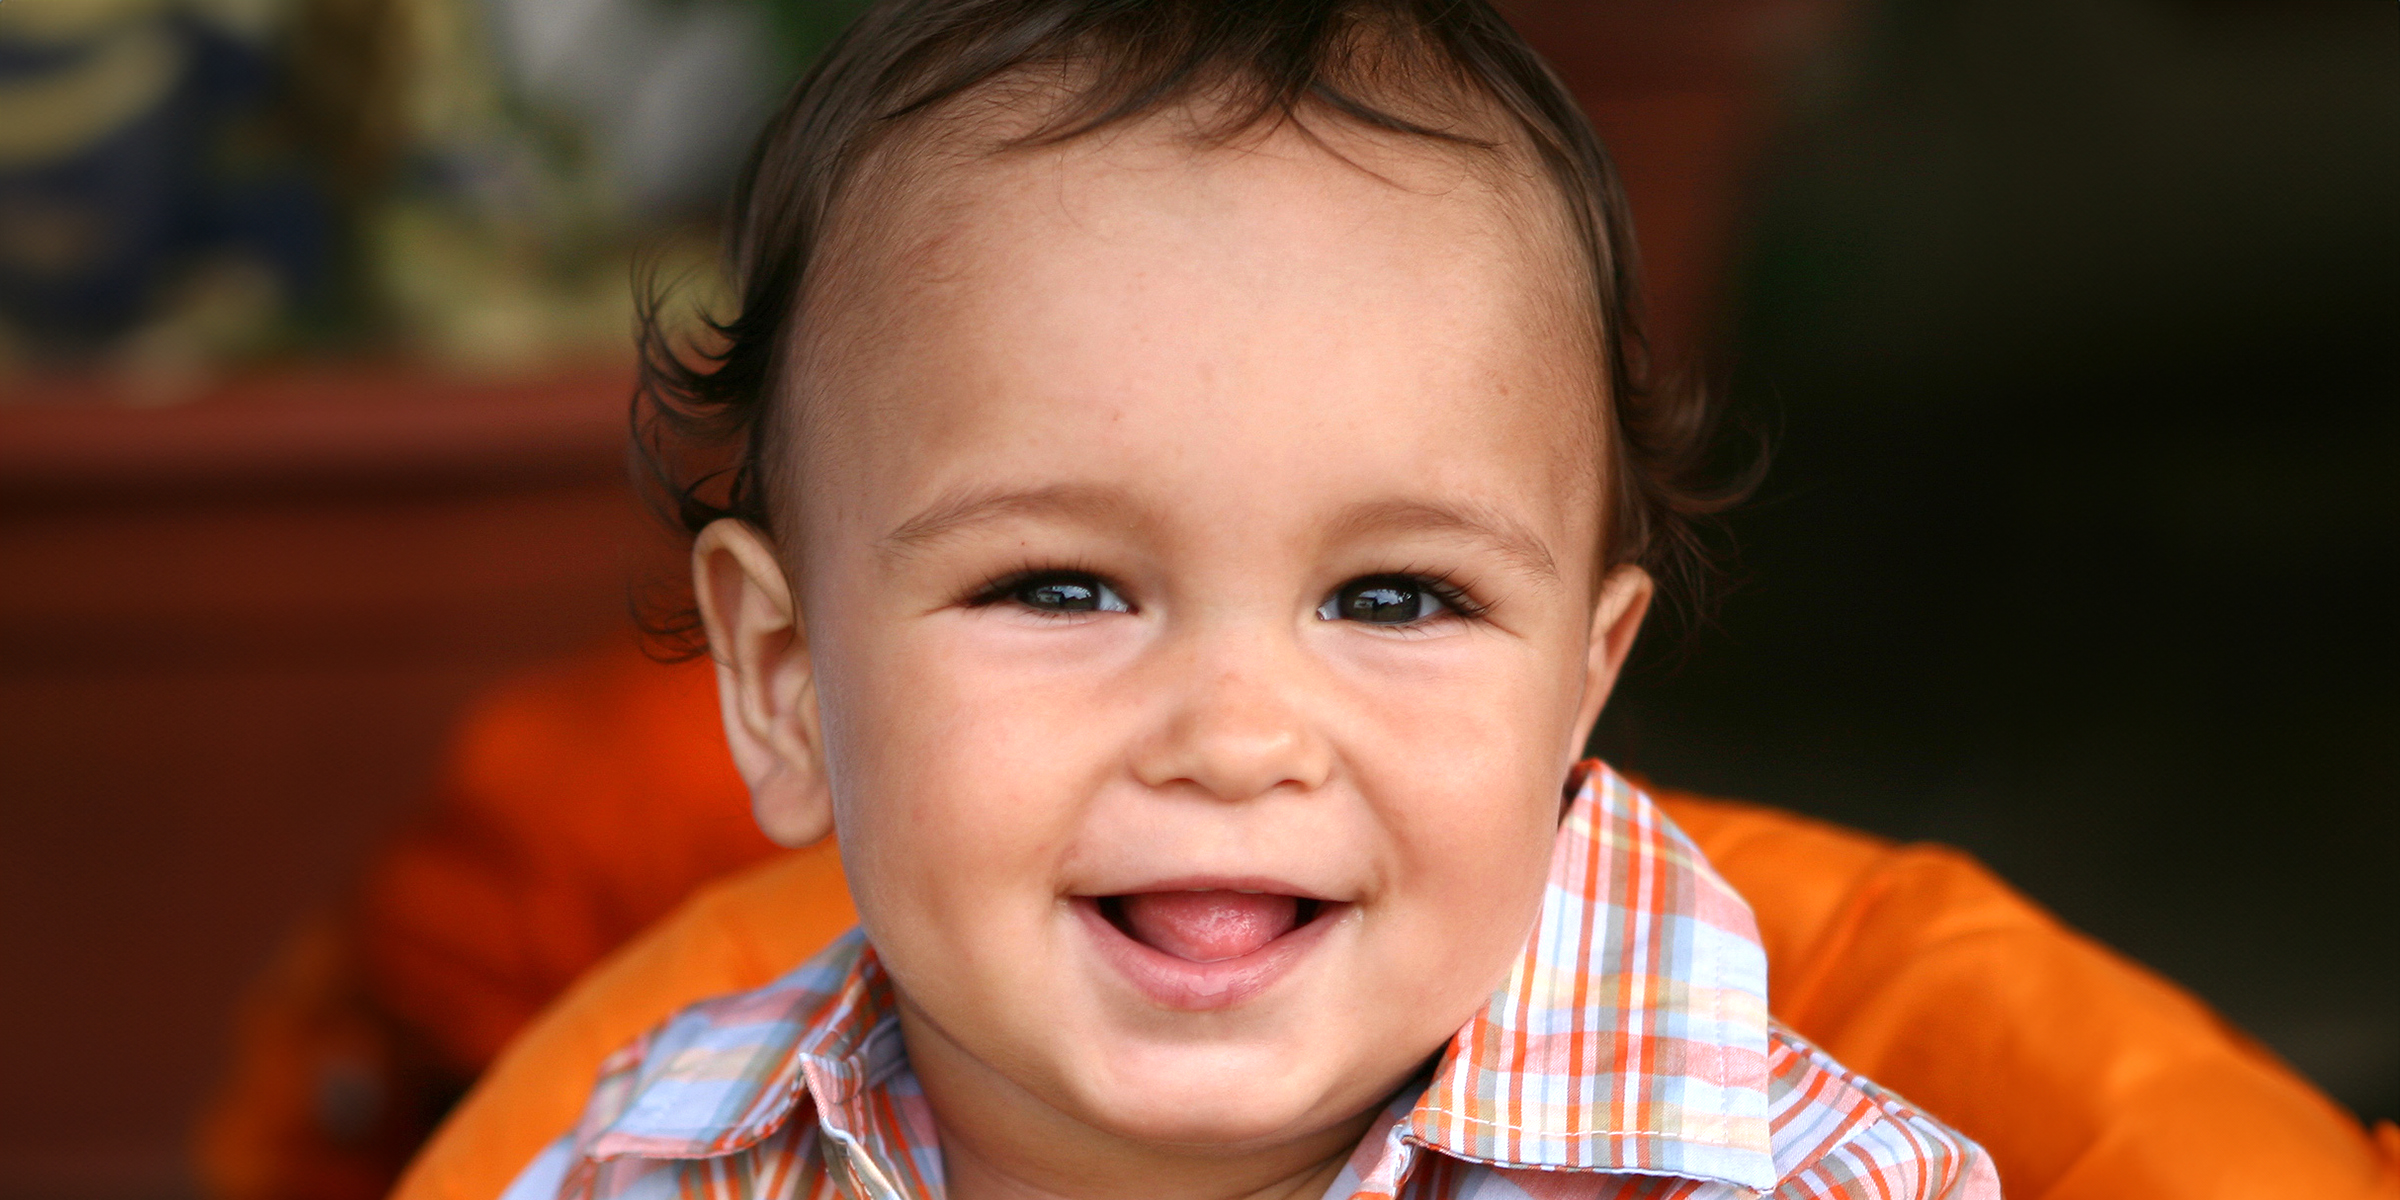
[{"x1": 1071, "y1": 874, "x2": 1346, "y2": 902}]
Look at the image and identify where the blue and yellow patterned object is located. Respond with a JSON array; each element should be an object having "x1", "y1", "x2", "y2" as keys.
[{"x1": 0, "y1": 0, "x2": 327, "y2": 351}]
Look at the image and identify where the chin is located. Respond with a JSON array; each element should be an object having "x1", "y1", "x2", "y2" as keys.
[{"x1": 1066, "y1": 1040, "x2": 1354, "y2": 1148}]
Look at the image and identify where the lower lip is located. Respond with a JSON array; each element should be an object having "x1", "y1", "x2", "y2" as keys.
[{"x1": 1070, "y1": 896, "x2": 1345, "y2": 1011}]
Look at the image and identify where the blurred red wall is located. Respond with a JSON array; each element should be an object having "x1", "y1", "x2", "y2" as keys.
[{"x1": 0, "y1": 368, "x2": 660, "y2": 1197}]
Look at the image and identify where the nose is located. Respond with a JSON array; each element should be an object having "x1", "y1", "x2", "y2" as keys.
[{"x1": 1129, "y1": 644, "x2": 1334, "y2": 803}]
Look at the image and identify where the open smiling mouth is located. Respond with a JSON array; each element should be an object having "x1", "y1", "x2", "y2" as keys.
[
  {"x1": 1076, "y1": 890, "x2": 1345, "y2": 1010},
  {"x1": 1100, "y1": 892, "x2": 1329, "y2": 962}
]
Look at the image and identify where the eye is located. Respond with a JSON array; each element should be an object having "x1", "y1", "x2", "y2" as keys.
[
  {"x1": 1316, "y1": 575, "x2": 1453, "y2": 625},
  {"x1": 1003, "y1": 571, "x2": 1131, "y2": 615}
]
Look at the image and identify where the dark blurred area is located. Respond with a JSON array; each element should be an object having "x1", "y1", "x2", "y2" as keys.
[
  {"x1": 1590, "y1": 0, "x2": 2400, "y2": 1126},
  {"x1": 0, "y1": 0, "x2": 2390, "y2": 1197}
]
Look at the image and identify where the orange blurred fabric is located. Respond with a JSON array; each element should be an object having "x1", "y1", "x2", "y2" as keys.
[
  {"x1": 198, "y1": 645, "x2": 781, "y2": 1200},
  {"x1": 356, "y1": 647, "x2": 778, "y2": 1076},
  {"x1": 202, "y1": 641, "x2": 2400, "y2": 1200}
]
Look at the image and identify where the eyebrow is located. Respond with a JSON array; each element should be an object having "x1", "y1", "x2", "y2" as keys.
[
  {"x1": 1324, "y1": 497, "x2": 1561, "y2": 584},
  {"x1": 879, "y1": 483, "x2": 1145, "y2": 556}
]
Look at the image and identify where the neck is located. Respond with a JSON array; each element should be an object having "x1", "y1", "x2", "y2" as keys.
[
  {"x1": 937, "y1": 1129, "x2": 1351, "y2": 1200},
  {"x1": 897, "y1": 1001, "x2": 1375, "y2": 1200}
]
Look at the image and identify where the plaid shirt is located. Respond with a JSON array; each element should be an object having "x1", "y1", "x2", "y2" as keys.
[{"x1": 504, "y1": 765, "x2": 2000, "y2": 1200}]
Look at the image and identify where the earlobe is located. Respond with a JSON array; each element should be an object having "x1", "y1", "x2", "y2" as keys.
[
  {"x1": 691, "y1": 519, "x2": 836, "y2": 848},
  {"x1": 1567, "y1": 565, "x2": 1654, "y2": 765}
]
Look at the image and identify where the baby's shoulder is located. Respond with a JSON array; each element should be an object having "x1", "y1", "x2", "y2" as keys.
[{"x1": 565, "y1": 930, "x2": 875, "y2": 1154}]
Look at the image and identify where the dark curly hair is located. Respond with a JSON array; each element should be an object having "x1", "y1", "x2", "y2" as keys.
[{"x1": 633, "y1": 0, "x2": 1754, "y2": 654}]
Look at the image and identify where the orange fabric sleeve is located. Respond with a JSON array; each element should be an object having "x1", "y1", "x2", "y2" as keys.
[
  {"x1": 355, "y1": 647, "x2": 779, "y2": 1075},
  {"x1": 195, "y1": 915, "x2": 459, "y2": 1200},
  {"x1": 396, "y1": 782, "x2": 2399, "y2": 1200}
]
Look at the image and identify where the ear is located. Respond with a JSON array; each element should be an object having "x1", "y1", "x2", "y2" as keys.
[
  {"x1": 692, "y1": 519, "x2": 834, "y2": 848},
  {"x1": 1567, "y1": 564, "x2": 1654, "y2": 765}
]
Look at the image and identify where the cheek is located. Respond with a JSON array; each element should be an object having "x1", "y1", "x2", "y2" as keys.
[
  {"x1": 1334, "y1": 643, "x2": 1584, "y2": 997},
  {"x1": 1330, "y1": 626, "x2": 1591, "y2": 798},
  {"x1": 1357, "y1": 767, "x2": 1561, "y2": 1040},
  {"x1": 1383, "y1": 754, "x2": 1561, "y2": 919},
  {"x1": 814, "y1": 614, "x2": 1128, "y2": 934}
]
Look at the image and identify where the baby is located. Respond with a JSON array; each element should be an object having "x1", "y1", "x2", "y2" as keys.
[{"x1": 508, "y1": 1, "x2": 1999, "y2": 1197}]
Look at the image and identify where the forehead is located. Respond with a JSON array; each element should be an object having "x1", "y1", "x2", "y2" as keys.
[{"x1": 789, "y1": 112, "x2": 1605, "y2": 548}]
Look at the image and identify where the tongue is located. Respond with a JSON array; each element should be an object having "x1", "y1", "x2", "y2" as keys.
[{"x1": 1120, "y1": 891, "x2": 1300, "y2": 962}]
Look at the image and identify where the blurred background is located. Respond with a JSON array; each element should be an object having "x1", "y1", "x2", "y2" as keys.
[{"x1": 0, "y1": 0, "x2": 2390, "y2": 1197}]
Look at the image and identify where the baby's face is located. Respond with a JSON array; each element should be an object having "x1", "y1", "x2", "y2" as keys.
[{"x1": 708, "y1": 115, "x2": 1648, "y2": 1177}]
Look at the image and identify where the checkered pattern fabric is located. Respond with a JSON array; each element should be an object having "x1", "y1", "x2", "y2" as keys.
[{"x1": 503, "y1": 765, "x2": 1999, "y2": 1200}]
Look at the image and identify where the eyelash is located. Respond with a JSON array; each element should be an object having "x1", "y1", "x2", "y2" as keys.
[
  {"x1": 963, "y1": 564, "x2": 1493, "y2": 623},
  {"x1": 964, "y1": 563, "x2": 1123, "y2": 615},
  {"x1": 1386, "y1": 566, "x2": 1492, "y2": 622}
]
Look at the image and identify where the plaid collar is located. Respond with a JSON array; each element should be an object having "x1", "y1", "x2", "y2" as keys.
[
  {"x1": 564, "y1": 763, "x2": 1781, "y2": 1194},
  {"x1": 1393, "y1": 761, "x2": 1777, "y2": 1188}
]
